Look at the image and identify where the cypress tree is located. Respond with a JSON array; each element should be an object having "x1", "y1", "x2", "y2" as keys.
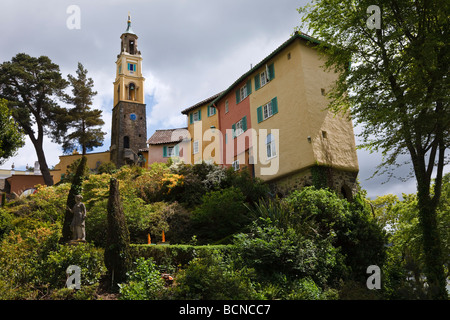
[
  {"x1": 60, "y1": 155, "x2": 87, "y2": 243},
  {"x1": 104, "y1": 178, "x2": 132, "y2": 288}
]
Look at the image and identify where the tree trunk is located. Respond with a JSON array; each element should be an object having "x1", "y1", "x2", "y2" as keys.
[
  {"x1": 414, "y1": 152, "x2": 448, "y2": 299},
  {"x1": 31, "y1": 135, "x2": 54, "y2": 186},
  {"x1": 416, "y1": 189, "x2": 448, "y2": 299}
]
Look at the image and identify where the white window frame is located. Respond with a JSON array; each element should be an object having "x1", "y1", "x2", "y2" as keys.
[
  {"x1": 239, "y1": 84, "x2": 248, "y2": 101},
  {"x1": 234, "y1": 119, "x2": 244, "y2": 137},
  {"x1": 193, "y1": 111, "x2": 200, "y2": 122},
  {"x1": 260, "y1": 70, "x2": 268, "y2": 87},
  {"x1": 167, "y1": 146, "x2": 175, "y2": 157},
  {"x1": 232, "y1": 160, "x2": 240, "y2": 171},
  {"x1": 263, "y1": 101, "x2": 273, "y2": 120},
  {"x1": 266, "y1": 134, "x2": 277, "y2": 159},
  {"x1": 208, "y1": 105, "x2": 216, "y2": 116},
  {"x1": 193, "y1": 140, "x2": 199, "y2": 154}
]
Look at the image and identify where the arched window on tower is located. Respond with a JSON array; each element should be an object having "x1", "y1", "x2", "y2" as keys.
[
  {"x1": 129, "y1": 40, "x2": 135, "y2": 54},
  {"x1": 124, "y1": 136, "x2": 130, "y2": 149},
  {"x1": 128, "y1": 83, "x2": 136, "y2": 101}
]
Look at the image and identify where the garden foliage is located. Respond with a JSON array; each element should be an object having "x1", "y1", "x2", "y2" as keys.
[{"x1": 0, "y1": 162, "x2": 445, "y2": 299}]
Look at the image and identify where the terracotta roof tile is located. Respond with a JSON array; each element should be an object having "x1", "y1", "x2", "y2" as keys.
[{"x1": 147, "y1": 128, "x2": 188, "y2": 145}]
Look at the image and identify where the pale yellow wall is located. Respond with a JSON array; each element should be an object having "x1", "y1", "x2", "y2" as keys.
[
  {"x1": 52, "y1": 151, "x2": 111, "y2": 184},
  {"x1": 250, "y1": 39, "x2": 314, "y2": 180},
  {"x1": 250, "y1": 38, "x2": 358, "y2": 182},
  {"x1": 186, "y1": 103, "x2": 220, "y2": 165},
  {"x1": 298, "y1": 41, "x2": 359, "y2": 173}
]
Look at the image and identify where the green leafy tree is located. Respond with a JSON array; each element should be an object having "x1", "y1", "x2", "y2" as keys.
[
  {"x1": 0, "y1": 99, "x2": 25, "y2": 165},
  {"x1": 373, "y1": 173, "x2": 450, "y2": 298},
  {"x1": 0, "y1": 53, "x2": 69, "y2": 186},
  {"x1": 118, "y1": 257, "x2": 165, "y2": 300},
  {"x1": 192, "y1": 187, "x2": 249, "y2": 243},
  {"x1": 62, "y1": 62, "x2": 105, "y2": 155},
  {"x1": 298, "y1": 0, "x2": 449, "y2": 299}
]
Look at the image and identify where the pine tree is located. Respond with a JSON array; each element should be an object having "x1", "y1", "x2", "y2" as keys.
[
  {"x1": 104, "y1": 178, "x2": 132, "y2": 289},
  {"x1": 63, "y1": 62, "x2": 106, "y2": 155},
  {"x1": 0, "y1": 53, "x2": 69, "y2": 186}
]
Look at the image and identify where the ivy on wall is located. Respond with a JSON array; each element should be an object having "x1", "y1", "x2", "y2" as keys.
[{"x1": 310, "y1": 165, "x2": 329, "y2": 189}]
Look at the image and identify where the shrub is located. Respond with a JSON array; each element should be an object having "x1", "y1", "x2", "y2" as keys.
[
  {"x1": 119, "y1": 257, "x2": 166, "y2": 300},
  {"x1": 169, "y1": 250, "x2": 258, "y2": 300},
  {"x1": 39, "y1": 242, "x2": 106, "y2": 289},
  {"x1": 284, "y1": 187, "x2": 387, "y2": 282},
  {"x1": 233, "y1": 218, "x2": 339, "y2": 286},
  {"x1": 129, "y1": 244, "x2": 234, "y2": 267},
  {"x1": 133, "y1": 163, "x2": 170, "y2": 203},
  {"x1": 286, "y1": 277, "x2": 338, "y2": 300},
  {"x1": 222, "y1": 167, "x2": 269, "y2": 204},
  {"x1": 97, "y1": 161, "x2": 117, "y2": 174},
  {"x1": 0, "y1": 227, "x2": 59, "y2": 299},
  {"x1": 191, "y1": 187, "x2": 250, "y2": 243}
]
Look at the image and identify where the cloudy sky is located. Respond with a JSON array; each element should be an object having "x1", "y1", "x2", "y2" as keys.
[{"x1": 1, "y1": 0, "x2": 440, "y2": 199}]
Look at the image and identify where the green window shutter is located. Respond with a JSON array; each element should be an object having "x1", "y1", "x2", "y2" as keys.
[
  {"x1": 271, "y1": 97, "x2": 278, "y2": 115},
  {"x1": 163, "y1": 146, "x2": 168, "y2": 157},
  {"x1": 246, "y1": 79, "x2": 252, "y2": 95},
  {"x1": 235, "y1": 89, "x2": 240, "y2": 104},
  {"x1": 254, "y1": 74, "x2": 260, "y2": 90},
  {"x1": 189, "y1": 113, "x2": 193, "y2": 124},
  {"x1": 198, "y1": 110, "x2": 201, "y2": 121},
  {"x1": 257, "y1": 106, "x2": 263, "y2": 123},
  {"x1": 207, "y1": 106, "x2": 210, "y2": 117},
  {"x1": 242, "y1": 116, "x2": 247, "y2": 132},
  {"x1": 232, "y1": 123, "x2": 236, "y2": 138},
  {"x1": 268, "y1": 63, "x2": 275, "y2": 80}
]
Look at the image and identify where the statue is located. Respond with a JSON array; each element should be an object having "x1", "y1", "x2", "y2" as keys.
[{"x1": 67, "y1": 195, "x2": 86, "y2": 241}]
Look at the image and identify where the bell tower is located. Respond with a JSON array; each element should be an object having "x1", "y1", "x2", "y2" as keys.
[{"x1": 110, "y1": 13, "x2": 147, "y2": 167}]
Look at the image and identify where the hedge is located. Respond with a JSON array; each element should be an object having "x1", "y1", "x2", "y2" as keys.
[{"x1": 129, "y1": 244, "x2": 235, "y2": 267}]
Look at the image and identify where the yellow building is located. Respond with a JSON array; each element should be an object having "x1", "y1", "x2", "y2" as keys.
[
  {"x1": 201, "y1": 32, "x2": 359, "y2": 198},
  {"x1": 52, "y1": 151, "x2": 111, "y2": 184},
  {"x1": 249, "y1": 33, "x2": 358, "y2": 197},
  {"x1": 181, "y1": 92, "x2": 222, "y2": 165}
]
